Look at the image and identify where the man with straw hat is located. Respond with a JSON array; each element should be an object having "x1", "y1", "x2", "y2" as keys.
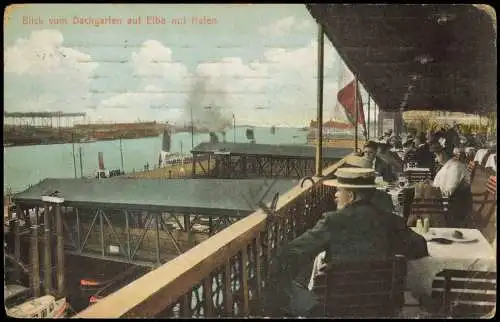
[{"x1": 262, "y1": 168, "x2": 428, "y2": 317}]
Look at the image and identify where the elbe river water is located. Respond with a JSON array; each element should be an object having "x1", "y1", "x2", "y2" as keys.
[{"x1": 4, "y1": 126, "x2": 312, "y2": 194}]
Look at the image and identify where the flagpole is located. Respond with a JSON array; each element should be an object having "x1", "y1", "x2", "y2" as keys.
[
  {"x1": 315, "y1": 22, "x2": 324, "y2": 177},
  {"x1": 119, "y1": 136, "x2": 124, "y2": 173},
  {"x1": 354, "y1": 78, "x2": 359, "y2": 151},
  {"x1": 233, "y1": 113, "x2": 236, "y2": 143},
  {"x1": 72, "y1": 133, "x2": 77, "y2": 178}
]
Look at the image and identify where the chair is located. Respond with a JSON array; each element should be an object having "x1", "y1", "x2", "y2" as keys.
[
  {"x1": 431, "y1": 269, "x2": 496, "y2": 318},
  {"x1": 404, "y1": 152, "x2": 418, "y2": 169},
  {"x1": 470, "y1": 176, "x2": 497, "y2": 228},
  {"x1": 404, "y1": 170, "x2": 432, "y2": 184},
  {"x1": 407, "y1": 198, "x2": 449, "y2": 227},
  {"x1": 310, "y1": 255, "x2": 407, "y2": 317}
]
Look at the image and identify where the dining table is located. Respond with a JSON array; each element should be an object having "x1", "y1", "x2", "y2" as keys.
[
  {"x1": 404, "y1": 167, "x2": 431, "y2": 173},
  {"x1": 406, "y1": 227, "x2": 496, "y2": 299}
]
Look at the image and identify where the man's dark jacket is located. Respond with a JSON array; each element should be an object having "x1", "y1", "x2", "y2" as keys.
[
  {"x1": 374, "y1": 156, "x2": 397, "y2": 183},
  {"x1": 262, "y1": 198, "x2": 428, "y2": 317}
]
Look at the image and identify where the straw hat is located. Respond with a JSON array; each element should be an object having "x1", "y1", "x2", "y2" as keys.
[
  {"x1": 344, "y1": 154, "x2": 372, "y2": 169},
  {"x1": 323, "y1": 168, "x2": 380, "y2": 188}
]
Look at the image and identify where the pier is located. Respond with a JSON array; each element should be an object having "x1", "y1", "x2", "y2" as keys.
[
  {"x1": 191, "y1": 142, "x2": 352, "y2": 179},
  {"x1": 4, "y1": 177, "x2": 298, "y2": 310}
]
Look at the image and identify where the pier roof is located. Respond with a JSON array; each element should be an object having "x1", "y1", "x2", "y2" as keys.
[
  {"x1": 306, "y1": 4, "x2": 496, "y2": 114},
  {"x1": 192, "y1": 142, "x2": 352, "y2": 159},
  {"x1": 12, "y1": 178, "x2": 298, "y2": 216}
]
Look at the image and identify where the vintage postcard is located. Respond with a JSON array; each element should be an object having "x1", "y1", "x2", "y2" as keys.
[{"x1": 4, "y1": 3, "x2": 496, "y2": 319}]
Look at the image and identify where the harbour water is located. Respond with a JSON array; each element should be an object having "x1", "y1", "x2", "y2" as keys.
[{"x1": 4, "y1": 126, "x2": 309, "y2": 194}]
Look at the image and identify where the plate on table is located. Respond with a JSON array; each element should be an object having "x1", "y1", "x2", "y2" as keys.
[{"x1": 423, "y1": 229, "x2": 478, "y2": 243}]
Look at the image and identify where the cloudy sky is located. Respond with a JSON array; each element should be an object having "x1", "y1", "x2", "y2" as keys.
[{"x1": 4, "y1": 4, "x2": 377, "y2": 128}]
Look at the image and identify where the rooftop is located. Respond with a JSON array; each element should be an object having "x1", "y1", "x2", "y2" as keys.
[
  {"x1": 12, "y1": 178, "x2": 299, "y2": 216},
  {"x1": 192, "y1": 142, "x2": 353, "y2": 159}
]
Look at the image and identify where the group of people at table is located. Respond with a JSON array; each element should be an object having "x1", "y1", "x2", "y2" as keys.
[{"x1": 262, "y1": 128, "x2": 496, "y2": 317}]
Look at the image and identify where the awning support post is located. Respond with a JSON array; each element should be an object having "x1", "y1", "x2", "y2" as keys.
[{"x1": 315, "y1": 22, "x2": 324, "y2": 177}]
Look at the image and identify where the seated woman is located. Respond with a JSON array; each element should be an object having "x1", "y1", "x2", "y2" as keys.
[
  {"x1": 429, "y1": 141, "x2": 473, "y2": 227},
  {"x1": 261, "y1": 168, "x2": 428, "y2": 317}
]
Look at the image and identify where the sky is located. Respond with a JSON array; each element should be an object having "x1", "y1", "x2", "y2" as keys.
[{"x1": 4, "y1": 4, "x2": 378, "y2": 128}]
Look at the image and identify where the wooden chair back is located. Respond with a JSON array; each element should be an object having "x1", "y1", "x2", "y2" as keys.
[
  {"x1": 404, "y1": 170, "x2": 432, "y2": 184},
  {"x1": 470, "y1": 176, "x2": 497, "y2": 228},
  {"x1": 311, "y1": 255, "x2": 407, "y2": 318},
  {"x1": 431, "y1": 269, "x2": 496, "y2": 318},
  {"x1": 397, "y1": 187, "x2": 415, "y2": 221},
  {"x1": 407, "y1": 198, "x2": 449, "y2": 227},
  {"x1": 404, "y1": 151, "x2": 418, "y2": 169}
]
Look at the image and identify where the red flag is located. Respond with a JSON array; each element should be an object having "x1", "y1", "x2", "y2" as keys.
[{"x1": 337, "y1": 80, "x2": 367, "y2": 135}]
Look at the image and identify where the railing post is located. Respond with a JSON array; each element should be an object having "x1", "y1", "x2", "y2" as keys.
[
  {"x1": 315, "y1": 22, "x2": 324, "y2": 177},
  {"x1": 355, "y1": 78, "x2": 359, "y2": 151},
  {"x1": 367, "y1": 95, "x2": 371, "y2": 139}
]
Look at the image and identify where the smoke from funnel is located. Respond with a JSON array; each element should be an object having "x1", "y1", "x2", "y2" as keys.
[
  {"x1": 209, "y1": 132, "x2": 219, "y2": 144},
  {"x1": 183, "y1": 76, "x2": 232, "y2": 132},
  {"x1": 162, "y1": 129, "x2": 171, "y2": 152}
]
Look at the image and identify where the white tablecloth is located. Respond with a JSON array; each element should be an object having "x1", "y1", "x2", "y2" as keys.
[
  {"x1": 474, "y1": 149, "x2": 490, "y2": 164},
  {"x1": 404, "y1": 167, "x2": 431, "y2": 172},
  {"x1": 485, "y1": 153, "x2": 496, "y2": 172},
  {"x1": 407, "y1": 228, "x2": 496, "y2": 298}
]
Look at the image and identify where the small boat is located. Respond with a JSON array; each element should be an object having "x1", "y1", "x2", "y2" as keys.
[
  {"x1": 4, "y1": 284, "x2": 30, "y2": 308},
  {"x1": 80, "y1": 136, "x2": 97, "y2": 143},
  {"x1": 6, "y1": 294, "x2": 68, "y2": 318},
  {"x1": 86, "y1": 266, "x2": 146, "y2": 305}
]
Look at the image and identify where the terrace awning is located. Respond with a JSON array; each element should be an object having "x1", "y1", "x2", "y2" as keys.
[{"x1": 306, "y1": 4, "x2": 497, "y2": 115}]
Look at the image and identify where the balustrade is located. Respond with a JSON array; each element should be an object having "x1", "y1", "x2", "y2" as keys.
[{"x1": 74, "y1": 157, "x2": 348, "y2": 318}]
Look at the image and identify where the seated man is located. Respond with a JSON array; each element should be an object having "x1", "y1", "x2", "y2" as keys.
[
  {"x1": 363, "y1": 140, "x2": 398, "y2": 182},
  {"x1": 338, "y1": 154, "x2": 394, "y2": 213},
  {"x1": 415, "y1": 132, "x2": 436, "y2": 174},
  {"x1": 261, "y1": 168, "x2": 428, "y2": 317},
  {"x1": 402, "y1": 137, "x2": 418, "y2": 167},
  {"x1": 429, "y1": 141, "x2": 473, "y2": 227}
]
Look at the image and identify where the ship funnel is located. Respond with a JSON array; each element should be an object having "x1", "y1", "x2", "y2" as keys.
[
  {"x1": 98, "y1": 152, "x2": 105, "y2": 170},
  {"x1": 162, "y1": 129, "x2": 171, "y2": 152},
  {"x1": 246, "y1": 128, "x2": 255, "y2": 141},
  {"x1": 209, "y1": 132, "x2": 219, "y2": 144}
]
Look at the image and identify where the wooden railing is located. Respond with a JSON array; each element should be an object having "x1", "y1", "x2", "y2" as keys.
[{"x1": 74, "y1": 157, "x2": 348, "y2": 318}]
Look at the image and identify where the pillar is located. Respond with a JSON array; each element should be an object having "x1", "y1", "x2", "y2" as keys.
[
  {"x1": 55, "y1": 204, "x2": 65, "y2": 296},
  {"x1": 43, "y1": 204, "x2": 53, "y2": 294},
  {"x1": 30, "y1": 225, "x2": 41, "y2": 297}
]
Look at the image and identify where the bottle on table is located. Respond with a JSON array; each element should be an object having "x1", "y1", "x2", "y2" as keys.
[
  {"x1": 416, "y1": 218, "x2": 424, "y2": 234},
  {"x1": 423, "y1": 217, "x2": 430, "y2": 234}
]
